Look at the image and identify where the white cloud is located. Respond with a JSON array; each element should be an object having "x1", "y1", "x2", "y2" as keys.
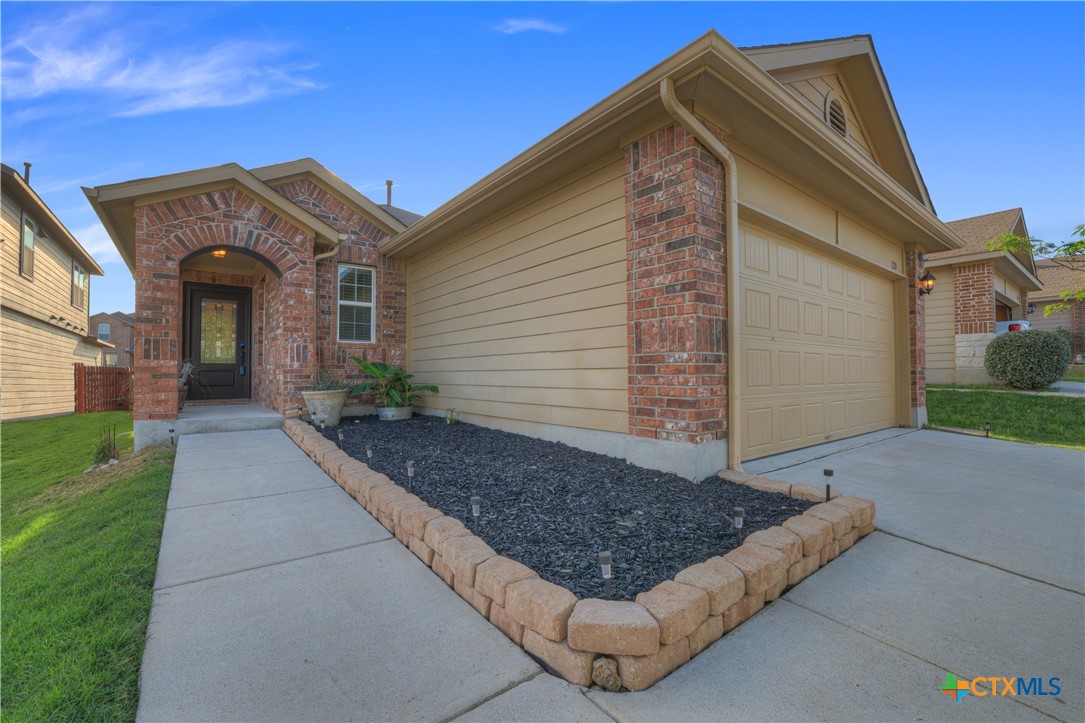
[
  {"x1": 2, "y1": 5, "x2": 323, "y2": 118},
  {"x1": 72, "y1": 222, "x2": 121, "y2": 264},
  {"x1": 492, "y1": 18, "x2": 567, "y2": 35}
]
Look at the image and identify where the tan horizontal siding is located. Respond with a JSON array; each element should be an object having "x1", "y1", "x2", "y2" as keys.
[
  {"x1": 926, "y1": 279, "x2": 955, "y2": 370},
  {"x1": 1, "y1": 308, "x2": 101, "y2": 420},
  {"x1": 1, "y1": 195, "x2": 90, "y2": 332},
  {"x1": 408, "y1": 151, "x2": 628, "y2": 434},
  {"x1": 1030, "y1": 308, "x2": 1071, "y2": 333}
]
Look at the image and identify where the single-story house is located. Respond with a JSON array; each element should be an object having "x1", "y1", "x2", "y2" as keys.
[
  {"x1": 90, "y1": 310, "x2": 136, "y2": 367},
  {"x1": 1031, "y1": 256, "x2": 1085, "y2": 362},
  {"x1": 2, "y1": 163, "x2": 109, "y2": 421},
  {"x1": 926, "y1": 209, "x2": 1043, "y2": 384},
  {"x1": 87, "y1": 31, "x2": 968, "y2": 477}
]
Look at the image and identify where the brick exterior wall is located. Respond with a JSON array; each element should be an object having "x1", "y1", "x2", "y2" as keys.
[
  {"x1": 953, "y1": 262, "x2": 995, "y2": 335},
  {"x1": 89, "y1": 312, "x2": 134, "y2": 366},
  {"x1": 624, "y1": 121, "x2": 727, "y2": 444},
  {"x1": 269, "y1": 179, "x2": 408, "y2": 405},
  {"x1": 1073, "y1": 300, "x2": 1085, "y2": 359},
  {"x1": 905, "y1": 248, "x2": 926, "y2": 409},
  {"x1": 134, "y1": 187, "x2": 315, "y2": 420}
]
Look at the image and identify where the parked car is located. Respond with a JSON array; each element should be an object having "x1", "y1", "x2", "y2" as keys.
[{"x1": 995, "y1": 319, "x2": 1031, "y2": 335}]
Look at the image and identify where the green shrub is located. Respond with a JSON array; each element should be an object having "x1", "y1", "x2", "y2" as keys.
[{"x1": 985, "y1": 329, "x2": 1070, "y2": 389}]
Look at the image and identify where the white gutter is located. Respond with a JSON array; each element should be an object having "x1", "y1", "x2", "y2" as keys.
[
  {"x1": 659, "y1": 77, "x2": 743, "y2": 472},
  {"x1": 312, "y1": 233, "x2": 347, "y2": 370}
]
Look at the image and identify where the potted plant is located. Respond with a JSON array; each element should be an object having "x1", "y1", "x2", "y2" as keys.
[
  {"x1": 301, "y1": 369, "x2": 351, "y2": 426},
  {"x1": 351, "y1": 359, "x2": 439, "y2": 421}
]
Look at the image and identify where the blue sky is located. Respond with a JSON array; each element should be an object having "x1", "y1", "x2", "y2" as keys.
[{"x1": 2, "y1": 2, "x2": 1082, "y2": 315}]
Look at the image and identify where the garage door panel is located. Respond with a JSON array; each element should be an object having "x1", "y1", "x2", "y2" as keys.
[{"x1": 740, "y1": 224, "x2": 897, "y2": 460}]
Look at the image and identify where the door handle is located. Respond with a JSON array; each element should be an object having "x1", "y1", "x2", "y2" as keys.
[{"x1": 239, "y1": 341, "x2": 246, "y2": 376}]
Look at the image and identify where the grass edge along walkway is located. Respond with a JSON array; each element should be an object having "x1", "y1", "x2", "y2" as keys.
[
  {"x1": 926, "y1": 390, "x2": 1085, "y2": 450},
  {"x1": 2, "y1": 412, "x2": 174, "y2": 722}
]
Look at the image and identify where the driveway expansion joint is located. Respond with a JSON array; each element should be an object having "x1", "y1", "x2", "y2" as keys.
[{"x1": 167, "y1": 482, "x2": 337, "y2": 510}]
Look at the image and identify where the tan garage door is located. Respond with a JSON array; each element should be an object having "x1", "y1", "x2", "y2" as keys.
[{"x1": 739, "y1": 224, "x2": 897, "y2": 460}]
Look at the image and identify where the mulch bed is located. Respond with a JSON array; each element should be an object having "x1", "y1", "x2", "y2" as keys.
[{"x1": 325, "y1": 415, "x2": 814, "y2": 600}]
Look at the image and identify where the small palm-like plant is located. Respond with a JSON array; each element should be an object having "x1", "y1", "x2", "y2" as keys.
[{"x1": 350, "y1": 359, "x2": 439, "y2": 408}]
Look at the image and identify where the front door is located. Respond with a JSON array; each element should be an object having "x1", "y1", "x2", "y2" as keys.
[{"x1": 184, "y1": 284, "x2": 251, "y2": 400}]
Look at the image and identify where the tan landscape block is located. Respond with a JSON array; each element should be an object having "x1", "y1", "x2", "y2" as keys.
[
  {"x1": 764, "y1": 577, "x2": 787, "y2": 602},
  {"x1": 358, "y1": 474, "x2": 394, "y2": 507},
  {"x1": 395, "y1": 523, "x2": 410, "y2": 545},
  {"x1": 432, "y1": 554, "x2": 455, "y2": 587},
  {"x1": 615, "y1": 639, "x2": 691, "y2": 692},
  {"x1": 789, "y1": 481, "x2": 835, "y2": 502},
  {"x1": 717, "y1": 470, "x2": 756, "y2": 484},
  {"x1": 722, "y1": 593, "x2": 765, "y2": 633},
  {"x1": 782, "y1": 515, "x2": 833, "y2": 556},
  {"x1": 506, "y1": 578, "x2": 578, "y2": 642},
  {"x1": 398, "y1": 505, "x2": 443, "y2": 540},
  {"x1": 475, "y1": 557, "x2": 538, "y2": 607},
  {"x1": 408, "y1": 535, "x2": 435, "y2": 566},
  {"x1": 838, "y1": 528, "x2": 859, "y2": 553},
  {"x1": 489, "y1": 603, "x2": 525, "y2": 646},
  {"x1": 723, "y1": 544, "x2": 787, "y2": 596},
  {"x1": 523, "y1": 630, "x2": 595, "y2": 687},
  {"x1": 858, "y1": 521, "x2": 876, "y2": 537},
  {"x1": 743, "y1": 476, "x2": 792, "y2": 496},
  {"x1": 300, "y1": 435, "x2": 324, "y2": 455},
  {"x1": 321, "y1": 449, "x2": 352, "y2": 476},
  {"x1": 687, "y1": 614, "x2": 724, "y2": 657},
  {"x1": 376, "y1": 509, "x2": 395, "y2": 533},
  {"x1": 390, "y1": 494, "x2": 428, "y2": 527},
  {"x1": 369, "y1": 484, "x2": 409, "y2": 518},
  {"x1": 819, "y1": 539, "x2": 841, "y2": 566},
  {"x1": 830, "y1": 496, "x2": 877, "y2": 529},
  {"x1": 745, "y1": 526, "x2": 803, "y2": 566},
  {"x1": 314, "y1": 444, "x2": 340, "y2": 466},
  {"x1": 567, "y1": 599, "x2": 660, "y2": 656},
  {"x1": 674, "y1": 558, "x2": 745, "y2": 615},
  {"x1": 423, "y1": 516, "x2": 472, "y2": 556},
  {"x1": 787, "y1": 554, "x2": 819, "y2": 585},
  {"x1": 804, "y1": 503, "x2": 853, "y2": 539},
  {"x1": 635, "y1": 581, "x2": 709, "y2": 645},
  {"x1": 338, "y1": 466, "x2": 367, "y2": 496},
  {"x1": 442, "y1": 535, "x2": 496, "y2": 587},
  {"x1": 454, "y1": 578, "x2": 493, "y2": 618}
]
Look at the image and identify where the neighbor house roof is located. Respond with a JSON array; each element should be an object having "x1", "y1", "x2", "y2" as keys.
[
  {"x1": 1, "y1": 163, "x2": 105, "y2": 275},
  {"x1": 1033, "y1": 256, "x2": 1084, "y2": 301},
  {"x1": 85, "y1": 163, "x2": 344, "y2": 273},
  {"x1": 112, "y1": 311, "x2": 136, "y2": 325},
  {"x1": 380, "y1": 30, "x2": 963, "y2": 258},
  {"x1": 927, "y1": 208, "x2": 1042, "y2": 292},
  {"x1": 378, "y1": 204, "x2": 423, "y2": 227}
]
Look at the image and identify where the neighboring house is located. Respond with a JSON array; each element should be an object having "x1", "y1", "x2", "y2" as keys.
[
  {"x1": 926, "y1": 209, "x2": 1043, "y2": 384},
  {"x1": 1, "y1": 163, "x2": 109, "y2": 421},
  {"x1": 90, "y1": 311, "x2": 136, "y2": 366},
  {"x1": 1031, "y1": 256, "x2": 1085, "y2": 362},
  {"x1": 88, "y1": 32, "x2": 968, "y2": 477}
]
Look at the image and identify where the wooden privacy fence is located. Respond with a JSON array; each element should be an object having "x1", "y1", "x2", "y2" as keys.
[{"x1": 74, "y1": 364, "x2": 133, "y2": 413}]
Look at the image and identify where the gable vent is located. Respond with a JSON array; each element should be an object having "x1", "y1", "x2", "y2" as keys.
[{"x1": 826, "y1": 96, "x2": 847, "y2": 138}]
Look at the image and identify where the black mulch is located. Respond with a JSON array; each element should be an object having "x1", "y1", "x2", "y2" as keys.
[{"x1": 323, "y1": 415, "x2": 815, "y2": 601}]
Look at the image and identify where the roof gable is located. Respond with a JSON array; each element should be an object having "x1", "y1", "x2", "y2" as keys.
[{"x1": 741, "y1": 36, "x2": 932, "y2": 210}]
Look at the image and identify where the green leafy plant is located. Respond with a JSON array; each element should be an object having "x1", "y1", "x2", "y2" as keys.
[
  {"x1": 310, "y1": 368, "x2": 351, "y2": 391},
  {"x1": 985, "y1": 329, "x2": 1070, "y2": 389},
  {"x1": 350, "y1": 359, "x2": 439, "y2": 408},
  {"x1": 94, "y1": 425, "x2": 118, "y2": 465},
  {"x1": 444, "y1": 408, "x2": 459, "y2": 424}
]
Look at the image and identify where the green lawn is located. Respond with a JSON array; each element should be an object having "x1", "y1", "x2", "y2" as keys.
[
  {"x1": 1, "y1": 412, "x2": 173, "y2": 722},
  {"x1": 927, "y1": 391, "x2": 1085, "y2": 450},
  {"x1": 1063, "y1": 366, "x2": 1085, "y2": 382}
]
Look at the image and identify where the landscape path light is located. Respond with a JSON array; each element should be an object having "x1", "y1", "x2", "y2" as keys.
[
  {"x1": 733, "y1": 506, "x2": 745, "y2": 545},
  {"x1": 824, "y1": 468, "x2": 834, "y2": 502},
  {"x1": 471, "y1": 495, "x2": 481, "y2": 531},
  {"x1": 598, "y1": 551, "x2": 613, "y2": 598},
  {"x1": 407, "y1": 460, "x2": 415, "y2": 491}
]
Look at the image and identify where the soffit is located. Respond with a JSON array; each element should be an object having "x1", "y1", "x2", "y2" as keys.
[{"x1": 1, "y1": 164, "x2": 105, "y2": 275}]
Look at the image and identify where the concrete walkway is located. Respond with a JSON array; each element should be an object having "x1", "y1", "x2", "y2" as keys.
[
  {"x1": 137, "y1": 429, "x2": 612, "y2": 722},
  {"x1": 139, "y1": 428, "x2": 1084, "y2": 721}
]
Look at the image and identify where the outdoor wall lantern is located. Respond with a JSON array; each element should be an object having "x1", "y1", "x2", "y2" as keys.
[
  {"x1": 1028, "y1": 303, "x2": 1037, "y2": 315},
  {"x1": 211, "y1": 248, "x2": 227, "y2": 259},
  {"x1": 598, "y1": 551, "x2": 613, "y2": 598},
  {"x1": 918, "y1": 270, "x2": 936, "y2": 296}
]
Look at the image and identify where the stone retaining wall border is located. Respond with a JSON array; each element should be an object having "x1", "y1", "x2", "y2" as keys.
[{"x1": 283, "y1": 419, "x2": 876, "y2": 692}]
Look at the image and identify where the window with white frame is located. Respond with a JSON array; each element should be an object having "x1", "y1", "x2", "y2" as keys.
[
  {"x1": 338, "y1": 264, "x2": 375, "y2": 342},
  {"x1": 71, "y1": 262, "x2": 87, "y2": 308},
  {"x1": 20, "y1": 214, "x2": 35, "y2": 277},
  {"x1": 98, "y1": 322, "x2": 111, "y2": 341}
]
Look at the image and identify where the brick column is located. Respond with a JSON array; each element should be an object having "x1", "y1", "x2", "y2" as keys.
[
  {"x1": 904, "y1": 247, "x2": 926, "y2": 423},
  {"x1": 952, "y1": 261, "x2": 996, "y2": 384},
  {"x1": 1019, "y1": 287, "x2": 1030, "y2": 321},
  {"x1": 625, "y1": 121, "x2": 727, "y2": 461},
  {"x1": 1072, "y1": 301, "x2": 1085, "y2": 360}
]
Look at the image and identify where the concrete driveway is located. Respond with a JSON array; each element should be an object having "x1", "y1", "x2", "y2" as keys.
[
  {"x1": 589, "y1": 430, "x2": 1084, "y2": 721},
  {"x1": 139, "y1": 428, "x2": 1082, "y2": 721}
]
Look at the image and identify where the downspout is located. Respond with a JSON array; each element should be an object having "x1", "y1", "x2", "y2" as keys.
[
  {"x1": 659, "y1": 78, "x2": 743, "y2": 472},
  {"x1": 311, "y1": 233, "x2": 347, "y2": 372}
]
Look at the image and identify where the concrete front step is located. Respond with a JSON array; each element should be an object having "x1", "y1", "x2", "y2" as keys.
[{"x1": 135, "y1": 403, "x2": 284, "y2": 449}]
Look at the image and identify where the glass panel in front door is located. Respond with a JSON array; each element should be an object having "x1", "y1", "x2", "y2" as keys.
[{"x1": 200, "y1": 299, "x2": 238, "y2": 364}]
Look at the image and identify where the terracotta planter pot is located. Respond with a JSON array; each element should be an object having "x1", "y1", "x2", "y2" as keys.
[
  {"x1": 376, "y1": 406, "x2": 413, "y2": 421},
  {"x1": 302, "y1": 389, "x2": 348, "y2": 425}
]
